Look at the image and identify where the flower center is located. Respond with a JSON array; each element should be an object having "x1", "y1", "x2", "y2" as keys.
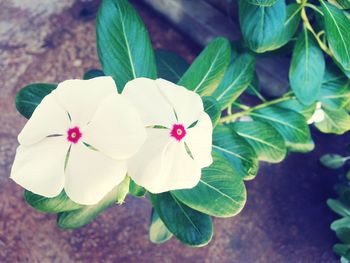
[
  {"x1": 170, "y1": 124, "x2": 186, "y2": 141},
  {"x1": 67, "y1": 127, "x2": 82, "y2": 144}
]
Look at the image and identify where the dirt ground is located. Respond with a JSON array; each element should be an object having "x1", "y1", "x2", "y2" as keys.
[{"x1": 0, "y1": 0, "x2": 348, "y2": 262}]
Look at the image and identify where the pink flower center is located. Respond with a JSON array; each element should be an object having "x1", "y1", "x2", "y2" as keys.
[
  {"x1": 170, "y1": 124, "x2": 186, "y2": 141},
  {"x1": 67, "y1": 127, "x2": 82, "y2": 144}
]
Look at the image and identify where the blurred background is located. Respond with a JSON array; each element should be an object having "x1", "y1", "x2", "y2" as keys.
[{"x1": 0, "y1": 0, "x2": 349, "y2": 262}]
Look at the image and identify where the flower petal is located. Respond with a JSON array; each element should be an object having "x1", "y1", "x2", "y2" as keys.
[
  {"x1": 82, "y1": 94, "x2": 146, "y2": 160},
  {"x1": 128, "y1": 129, "x2": 201, "y2": 193},
  {"x1": 122, "y1": 78, "x2": 176, "y2": 127},
  {"x1": 156, "y1": 78, "x2": 204, "y2": 127},
  {"x1": 18, "y1": 93, "x2": 70, "y2": 146},
  {"x1": 10, "y1": 136, "x2": 69, "y2": 197},
  {"x1": 65, "y1": 143, "x2": 127, "y2": 205},
  {"x1": 53, "y1": 76, "x2": 117, "y2": 126},
  {"x1": 185, "y1": 112, "x2": 213, "y2": 168}
]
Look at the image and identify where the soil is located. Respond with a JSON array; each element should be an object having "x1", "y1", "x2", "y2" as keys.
[{"x1": 0, "y1": 0, "x2": 348, "y2": 262}]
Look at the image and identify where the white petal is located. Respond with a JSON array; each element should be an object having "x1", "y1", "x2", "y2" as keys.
[
  {"x1": 156, "y1": 78, "x2": 204, "y2": 127},
  {"x1": 82, "y1": 94, "x2": 146, "y2": 160},
  {"x1": 122, "y1": 78, "x2": 176, "y2": 127},
  {"x1": 185, "y1": 112, "x2": 213, "y2": 168},
  {"x1": 18, "y1": 93, "x2": 70, "y2": 146},
  {"x1": 128, "y1": 129, "x2": 201, "y2": 193},
  {"x1": 10, "y1": 136, "x2": 69, "y2": 197},
  {"x1": 65, "y1": 143, "x2": 127, "y2": 205},
  {"x1": 53, "y1": 77, "x2": 117, "y2": 126}
]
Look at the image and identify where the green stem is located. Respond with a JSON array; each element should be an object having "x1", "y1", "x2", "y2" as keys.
[
  {"x1": 304, "y1": 3, "x2": 324, "y2": 16},
  {"x1": 248, "y1": 84, "x2": 266, "y2": 102},
  {"x1": 219, "y1": 95, "x2": 294, "y2": 123}
]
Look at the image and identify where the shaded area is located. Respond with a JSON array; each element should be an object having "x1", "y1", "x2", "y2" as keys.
[{"x1": 0, "y1": 0, "x2": 346, "y2": 262}]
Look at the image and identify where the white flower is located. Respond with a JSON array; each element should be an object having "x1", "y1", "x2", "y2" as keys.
[
  {"x1": 123, "y1": 78, "x2": 213, "y2": 193},
  {"x1": 307, "y1": 102, "x2": 325, "y2": 124},
  {"x1": 11, "y1": 77, "x2": 146, "y2": 205}
]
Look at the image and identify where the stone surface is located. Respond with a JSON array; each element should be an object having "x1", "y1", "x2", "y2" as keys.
[{"x1": 0, "y1": 0, "x2": 347, "y2": 262}]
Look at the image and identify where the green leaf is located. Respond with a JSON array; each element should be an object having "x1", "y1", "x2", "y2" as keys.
[
  {"x1": 83, "y1": 69, "x2": 105, "y2": 80},
  {"x1": 213, "y1": 125, "x2": 259, "y2": 180},
  {"x1": 203, "y1": 96, "x2": 221, "y2": 127},
  {"x1": 57, "y1": 179, "x2": 129, "y2": 229},
  {"x1": 247, "y1": 0, "x2": 278, "y2": 6},
  {"x1": 149, "y1": 209, "x2": 173, "y2": 244},
  {"x1": 251, "y1": 106, "x2": 314, "y2": 152},
  {"x1": 334, "y1": 244, "x2": 350, "y2": 260},
  {"x1": 129, "y1": 179, "x2": 146, "y2": 197},
  {"x1": 315, "y1": 106, "x2": 350, "y2": 134},
  {"x1": 231, "y1": 121, "x2": 287, "y2": 163},
  {"x1": 321, "y1": 1, "x2": 350, "y2": 71},
  {"x1": 239, "y1": 0, "x2": 287, "y2": 53},
  {"x1": 178, "y1": 37, "x2": 231, "y2": 96},
  {"x1": 328, "y1": 199, "x2": 350, "y2": 217},
  {"x1": 321, "y1": 155, "x2": 346, "y2": 169},
  {"x1": 150, "y1": 192, "x2": 213, "y2": 247},
  {"x1": 332, "y1": 0, "x2": 350, "y2": 9},
  {"x1": 289, "y1": 26, "x2": 325, "y2": 105},
  {"x1": 331, "y1": 217, "x2": 350, "y2": 243},
  {"x1": 24, "y1": 190, "x2": 83, "y2": 213},
  {"x1": 212, "y1": 52, "x2": 256, "y2": 109},
  {"x1": 16, "y1": 83, "x2": 57, "y2": 119},
  {"x1": 277, "y1": 98, "x2": 316, "y2": 119},
  {"x1": 96, "y1": 0, "x2": 156, "y2": 92},
  {"x1": 155, "y1": 50, "x2": 189, "y2": 83},
  {"x1": 172, "y1": 152, "x2": 246, "y2": 218}
]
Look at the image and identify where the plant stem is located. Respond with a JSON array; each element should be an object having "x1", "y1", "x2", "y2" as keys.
[
  {"x1": 219, "y1": 95, "x2": 295, "y2": 123},
  {"x1": 305, "y1": 3, "x2": 324, "y2": 16}
]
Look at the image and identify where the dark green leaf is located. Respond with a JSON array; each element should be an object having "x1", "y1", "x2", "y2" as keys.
[
  {"x1": 172, "y1": 152, "x2": 246, "y2": 217},
  {"x1": 155, "y1": 50, "x2": 189, "y2": 83},
  {"x1": 321, "y1": 1, "x2": 350, "y2": 71},
  {"x1": 83, "y1": 69, "x2": 105, "y2": 80},
  {"x1": 334, "y1": 244, "x2": 350, "y2": 260},
  {"x1": 239, "y1": 0, "x2": 286, "y2": 53},
  {"x1": 24, "y1": 190, "x2": 83, "y2": 213},
  {"x1": 231, "y1": 121, "x2": 287, "y2": 163},
  {"x1": 129, "y1": 179, "x2": 146, "y2": 197},
  {"x1": 331, "y1": 217, "x2": 350, "y2": 243},
  {"x1": 321, "y1": 155, "x2": 346, "y2": 169},
  {"x1": 150, "y1": 192, "x2": 213, "y2": 247},
  {"x1": 213, "y1": 125, "x2": 259, "y2": 180},
  {"x1": 149, "y1": 209, "x2": 173, "y2": 244},
  {"x1": 178, "y1": 37, "x2": 231, "y2": 96},
  {"x1": 289, "y1": 26, "x2": 325, "y2": 105},
  {"x1": 203, "y1": 96, "x2": 221, "y2": 127},
  {"x1": 212, "y1": 52, "x2": 256, "y2": 109},
  {"x1": 96, "y1": 0, "x2": 156, "y2": 92},
  {"x1": 315, "y1": 106, "x2": 350, "y2": 134},
  {"x1": 251, "y1": 106, "x2": 314, "y2": 152},
  {"x1": 16, "y1": 83, "x2": 57, "y2": 119}
]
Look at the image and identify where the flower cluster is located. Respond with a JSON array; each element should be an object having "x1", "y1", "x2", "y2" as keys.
[{"x1": 11, "y1": 77, "x2": 213, "y2": 205}]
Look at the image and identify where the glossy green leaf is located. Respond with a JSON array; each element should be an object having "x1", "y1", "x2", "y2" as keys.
[
  {"x1": 155, "y1": 50, "x2": 189, "y2": 83},
  {"x1": 247, "y1": 0, "x2": 277, "y2": 6},
  {"x1": 83, "y1": 69, "x2": 105, "y2": 80},
  {"x1": 212, "y1": 52, "x2": 255, "y2": 109},
  {"x1": 231, "y1": 121, "x2": 287, "y2": 163},
  {"x1": 321, "y1": 155, "x2": 346, "y2": 169},
  {"x1": 57, "y1": 179, "x2": 129, "y2": 229},
  {"x1": 239, "y1": 0, "x2": 286, "y2": 53},
  {"x1": 289, "y1": 26, "x2": 325, "y2": 105},
  {"x1": 96, "y1": 0, "x2": 156, "y2": 92},
  {"x1": 321, "y1": 1, "x2": 350, "y2": 71},
  {"x1": 315, "y1": 106, "x2": 350, "y2": 134},
  {"x1": 150, "y1": 192, "x2": 213, "y2": 247},
  {"x1": 251, "y1": 106, "x2": 314, "y2": 152},
  {"x1": 213, "y1": 125, "x2": 259, "y2": 180},
  {"x1": 203, "y1": 96, "x2": 221, "y2": 127},
  {"x1": 24, "y1": 190, "x2": 83, "y2": 213},
  {"x1": 149, "y1": 209, "x2": 173, "y2": 244},
  {"x1": 129, "y1": 179, "x2": 146, "y2": 197},
  {"x1": 172, "y1": 152, "x2": 246, "y2": 217},
  {"x1": 16, "y1": 83, "x2": 57, "y2": 119},
  {"x1": 178, "y1": 37, "x2": 231, "y2": 96}
]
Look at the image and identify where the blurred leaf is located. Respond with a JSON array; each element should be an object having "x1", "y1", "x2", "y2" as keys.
[
  {"x1": 83, "y1": 69, "x2": 105, "y2": 80},
  {"x1": 178, "y1": 37, "x2": 231, "y2": 96},
  {"x1": 203, "y1": 96, "x2": 221, "y2": 127},
  {"x1": 331, "y1": 217, "x2": 350, "y2": 243},
  {"x1": 315, "y1": 106, "x2": 350, "y2": 134},
  {"x1": 16, "y1": 83, "x2": 57, "y2": 119},
  {"x1": 129, "y1": 179, "x2": 146, "y2": 197},
  {"x1": 96, "y1": 0, "x2": 156, "y2": 92},
  {"x1": 172, "y1": 152, "x2": 246, "y2": 218},
  {"x1": 247, "y1": 0, "x2": 277, "y2": 6},
  {"x1": 149, "y1": 209, "x2": 173, "y2": 244},
  {"x1": 155, "y1": 50, "x2": 189, "y2": 83},
  {"x1": 150, "y1": 192, "x2": 213, "y2": 247},
  {"x1": 321, "y1": 155, "x2": 346, "y2": 169}
]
